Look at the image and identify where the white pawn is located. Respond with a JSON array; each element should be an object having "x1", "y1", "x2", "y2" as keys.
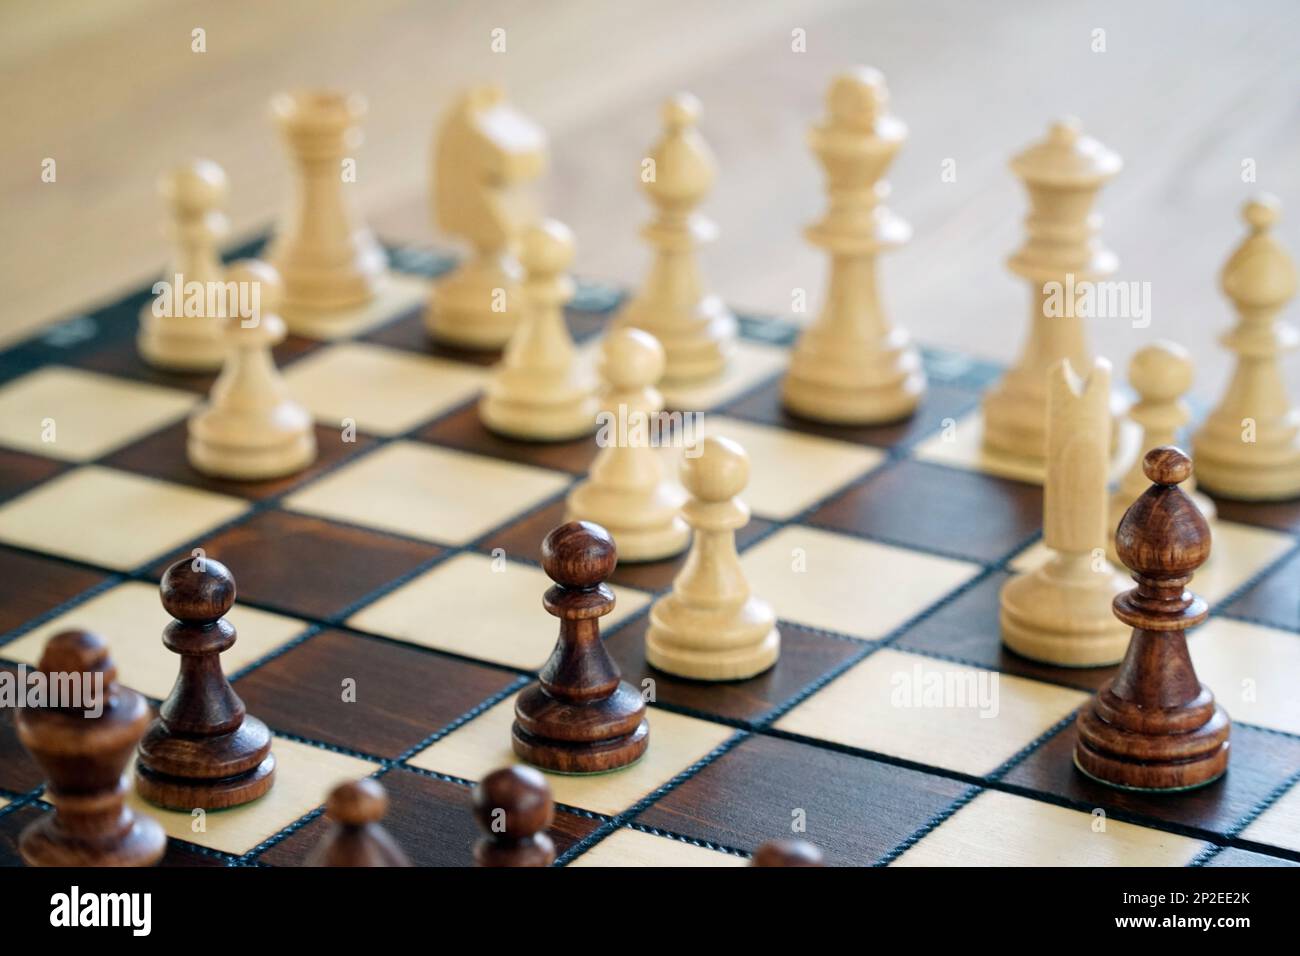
[
  {"x1": 479, "y1": 220, "x2": 598, "y2": 441},
  {"x1": 614, "y1": 94, "x2": 736, "y2": 384},
  {"x1": 1109, "y1": 342, "x2": 1216, "y2": 547},
  {"x1": 566, "y1": 329, "x2": 689, "y2": 562},
  {"x1": 188, "y1": 260, "x2": 316, "y2": 479},
  {"x1": 1193, "y1": 196, "x2": 1300, "y2": 501},
  {"x1": 138, "y1": 160, "x2": 230, "y2": 371},
  {"x1": 646, "y1": 435, "x2": 779, "y2": 681}
]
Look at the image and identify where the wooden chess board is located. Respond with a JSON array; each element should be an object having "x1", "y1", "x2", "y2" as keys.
[{"x1": 0, "y1": 239, "x2": 1297, "y2": 868}]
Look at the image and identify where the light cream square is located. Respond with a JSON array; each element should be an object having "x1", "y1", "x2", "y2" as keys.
[
  {"x1": 280, "y1": 271, "x2": 430, "y2": 340},
  {"x1": 891, "y1": 790, "x2": 1206, "y2": 866},
  {"x1": 776, "y1": 648, "x2": 1088, "y2": 776},
  {"x1": 0, "y1": 467, "x2": 248, "y2": 571},
  {"x1": 349, "y1": 552, "x2": 651, "y2": 669},
  {"x1": 284, "y1": 441, "x2": 570, "y2": 546},
  {"x1": 739, "y1": 525, "x2": 980, "y2": 640},
  {"x1": 283, "y1": 341, "x2": 486, "y2": 436},
  {"x1": 1189, "y1": 617, "x2": 1300, "y2": 736},
  {"x1": 408, "y1": 694, "x2": 734, "y2": 817},
  {"x1": 0, "y1": 581, "x2": 308, "y2": 700},
  {"x1": 656, "y1": 415, "x2": 884, "y2": 520},
  {"x1": 1239, "y1": 781, "x2": 1300, "y2": 853},
  {"x1": 1008, "y1": 520, "x2": 1293, "y2": 605},
  {"x1": 0, "y1": 367, "x2": 195, "y2": 462},
  {"x1": 568, "y1": 828, "x2": 748, "y2": 867},
  {"x1": 127, "y1": 738, "x2": 379, "y2": 855}
]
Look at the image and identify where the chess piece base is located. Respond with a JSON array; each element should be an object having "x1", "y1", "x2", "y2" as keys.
[
  {"x1": 136, "y1": 715, "x2": 276, "y2": 810},
  {"x1": 564, "y1": 487, "x2": 689, "y2": 563},
  {"x1": 1073, "y1": 705, "x2": 1230, "y2": 792},
  {"x1": 782, "y1": 329, "x2": 926, "y2": 425},
  {"x1": 512, "y1": 682, "x2": 648, "y2": 774},
  {"x1": 1191, "y1": 430, "x2": 1300, "y2": 501},
  {"x1": 1000, "y1": 559, "x2": 1132, "y2": 667},
  {"x1": 188, "y1": 409, "x2": 317, "y2": 480},
  {"x1": 479, "y1": 394, "x2": 598, "y2": 443},
  {"x1": 268, "y1": 233, "x2": 388, "y2": 313},
  {"x1": 646, "y1": 597, "x2": 780, "y2": 680},
  {"x1": 20, "y1": 806, "x2": 166, "y2": 868},
  {"x1": 137, "y1": 307, "x2": 227, "y2": 372},
  {"x1": 425, "y1": 257, "x2": 523, "y2": 350}
]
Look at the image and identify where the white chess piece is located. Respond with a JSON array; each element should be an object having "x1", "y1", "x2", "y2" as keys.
[
  {"x1": 566, "y1": 328, "x2": 689, "y2": 562},
  {"x1": 188, "y1": 260, "x2": 316, "y2": 479},
  {"x1": 646, "y1": 435, "x2": 779, "y2": 680}
]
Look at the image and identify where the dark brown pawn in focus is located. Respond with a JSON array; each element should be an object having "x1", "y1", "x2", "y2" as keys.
[
  {"x1": 306, "y1": 778, "x2": 411, "y2": 866},
  {"x1": 1074, "y1": 446, "x2": 1230, "y2": 791},
  {"x1": 512, "y1": 521, "x2": 650, "y2": 773},
  {"x1": 135, "y1": 557, "x2": 276, "y2": 809},
  {"x1": 472, "y1": 765, "x2": 556, "y2": 867},
  {"x1": 16, "y1": 630, "x2": 167, "y2": 866}
]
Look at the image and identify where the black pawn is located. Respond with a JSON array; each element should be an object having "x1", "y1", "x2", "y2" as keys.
[
  {"x1": 472, "y1": 766, "x2": 555, "y2": 867},
  {"x1": 135, "y1": 557, "x2": 275, "y2": 809},
  {"x1": 511, "y1": 521, "x2": 649, "y2": 774},
  {"x1": 751, "y1": 839, "x2": 825, "y2": 867},
  {"x1": 17, "y1": 630, "x2": 167, "y2": 866},
  {"x1": 306, "y1": 779, "x2": 410, "y2": 867}
]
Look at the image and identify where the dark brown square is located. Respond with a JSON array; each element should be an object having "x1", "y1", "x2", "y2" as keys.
[
  {"x1": 415, "y1": 402, "x2": 598, "y2": 476},
  {"x1": 361, "y1": 304, "x2": 607, "y2": 362},
  {"x1": 1002, "y1": 721, "x2": 1300, "y2": 839},
  {"x1": 477, "y1": 498, "x2": 777, "y2": 593},
  {"x1": 0, "y1": 547, "x2": 109, "y2": 637},
  {"x1": 722, "y1": 377, "x2": 981, "y2": 451},
  {"x1": 635, "y1": 733, "x2": 970, "y2": 864},
  {"x1": 894, "y1": 569, "x2": 1117, "y2": 692},
  {"x1": 233, "y1": 629, "x2": 520, "y2": 759},
  {"x1": 257, "y1": 767, "x2": 601, "y2": 866},
  {"x1": 0, "y1": 667, "x2": 45, "y2": 793},
  {"x1": 605, "y1": 616, "x2": 865, "y2": 723},
  {"x1": 100, "y1": 422, "x2": 378, "y2": 501},
  {"x1": 1209, "y1": 495, "x2": 1300, "y2": 535},
  {"x1": 0, "y1": 448, "x2": 69, "y2": 504},
  {"x1": 1221, "y1": 547, "x2": 1300, "y2": 633},
  {"x1": 146, "y1": 509, "x2": 443, "y2": 621},
  {"x1": 69, "y1": 331, "x2": 320, "y2": 396},
  {"x1": 806, "y1": 459, "x2": 1043, "y2": 564}
]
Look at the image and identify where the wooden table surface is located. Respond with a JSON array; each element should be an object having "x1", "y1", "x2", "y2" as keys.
[{"x1": 2, "y1": 0, "x2": 1298, "y2": 399}]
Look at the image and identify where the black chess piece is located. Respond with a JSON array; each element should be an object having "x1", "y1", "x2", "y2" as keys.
[
  {"x1": 1075, "y1": 447, "x2": 1231, "y2": 791},
  {"x1": 511, "y1": 521, "x2": 649, "y2": 773},
  {"x1": 472, "y1": 766, "x2": 556, "y2": 867},
  {"x1": 306, "y1": 779, "x2": 411, "y2": 867},
  {"x1": 751, "y1": 839, "x2": 825, "y2": 867},
  {"x1": 135, "y1": 557, "x2": 276, "y2": 809},
  {"x1": 17, "y1": 630, "x2": 167, "y2": 866}
]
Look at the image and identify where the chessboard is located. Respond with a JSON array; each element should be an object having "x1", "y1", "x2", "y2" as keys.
[{"x1": 0, "y1": 237, "x2": 1297, "y2": 869}]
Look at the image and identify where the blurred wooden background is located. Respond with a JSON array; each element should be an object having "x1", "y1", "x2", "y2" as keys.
[{"x1": 2, "y1": 0, "x2": 1298, "y2": 398}]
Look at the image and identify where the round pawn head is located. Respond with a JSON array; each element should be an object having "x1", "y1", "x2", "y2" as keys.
[
  {"x1": 662, "y1": 92, "x2": 701, "y2": 131},
  {"x1": 325, "y1": 778, "x2": 387, "y2": 827},
  {"x1": 751, "y1": 839, "x2": 825, "y2": 867},
  {"x1": 37, "y1": 629, "x2": 117, "y2": 686},
  {"x1": 601, "y1": 327, "x2": 665, "y2": 390},
  {"x1": 1129, "y1": 340, "x2": 1193, "y2": 403},
  {"x1": 472, "y1": 766, "x2": 554, "y2": 839},
  {"x1": 160, "y1": 555, "x2": 236, "y2": 624},
  {"x1": 162, "y1": 159, "x2": 228, "y2": 213},
  {"x1": 827, "y1": 66, "x2": 887, "y2": 129},
  {"x1": 520, "y1": 219, "x2": 575, "y2": 277},
  {"x1": 681, "y1": 434, "x2": 749, "y2": 503},
  {"x1": 1243, "y1": 193, "x2": 1280, "y2": 233},
  {"x1": 1115, "y1": 446, "x2": 1211, "y2": 577},
  {"x1": 224, "y1": 258, "x2": 284, "y2": 318},
  {"x1": 541, "y1": 521, "x2": 617, "y2": 589}
]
